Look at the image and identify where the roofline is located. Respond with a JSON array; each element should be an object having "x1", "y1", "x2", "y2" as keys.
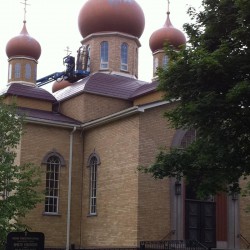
[
  {"x1": 24, "y1": 100, "x2": 175, "y2": 130},
  {"x1": 138, "y1": 100, "x2": 171, "y2": 111},
  {"x1": 82, "y1": 32, "x2": 141, "y2": 47},
  {"x1": 25, "y1": 117, "x2": 81, "y2": 129},
  {"x1": 81, "y1": 106, "x2": 141, "y2": 130},
  {"x1": 81, "y1": 100, "x2": 172, "y2": 130}
]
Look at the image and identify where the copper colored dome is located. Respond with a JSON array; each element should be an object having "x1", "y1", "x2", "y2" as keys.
[
  {"x1": 6, "y1": 22, "x2": 41, "y2": 60},
  {"x1": 149, "y1": 13, "x2": 186, "y2": 52},
  {"x1": 52, "y1": 80, "x2": 71, "y2": 93},
  {"x1": 78, "y1": 0, "x2": 145, "y2": 38}
]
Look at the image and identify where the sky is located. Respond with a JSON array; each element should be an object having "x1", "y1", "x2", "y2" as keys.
[{"x1": 0, "y1": 0, "x2": 202, "y2": 91}]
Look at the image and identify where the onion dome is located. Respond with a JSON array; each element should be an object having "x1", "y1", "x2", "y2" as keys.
[
  {"x1": 52, "y1": 80, "x2": 71, "y2": 93},
  {"x1": 149, "y1": 12, "x2": 186, "y2": 52},
  {"x1": 6, "y1": 21, "x2": 41, "y2": 60},
  {"x1": 78, "y1": 0, "x2": 145, "y2": 38}
]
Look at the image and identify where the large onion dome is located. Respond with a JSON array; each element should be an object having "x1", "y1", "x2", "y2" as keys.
[
  {"x1": 78, "y1": 0, "x2": 145, "y2": 38},
  {"x1": 149, "y1": 12, "x2": 186, "y2": 52},
  {"x1": 6, "y1": 21, "x2": 41, "y2": 60}
]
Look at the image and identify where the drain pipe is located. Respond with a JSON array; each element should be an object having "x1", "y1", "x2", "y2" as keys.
[{"x1": 66, "y1": 126, "x2": 76, "y2": 250}]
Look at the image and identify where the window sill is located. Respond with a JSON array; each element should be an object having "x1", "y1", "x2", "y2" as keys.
[
  {"x1": 87, "y1": 213, "x2": 97, "y2": 217},
  {"x1": 99, "y1": 68, "x2": 109, "y2": 71},
  {"x1": 42, "y1": 212, "x2": 61, "y2": 217},
  {"x1": 120, "y1": 69, "x2": 129, "y2": 73}
]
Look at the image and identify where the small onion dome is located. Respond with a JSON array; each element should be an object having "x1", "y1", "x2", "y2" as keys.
[
  {"x1": 78, "y1": 0, "x2": 145, "y2": 38},
  {"x1": 6, "y1": 21, "x2": 41, "y2": 60},
  {"x1": 149, "y1": 12, "x2": 186, "y2": 52},
  {"x1": 52, "y1": 79, "x2": 71, "y2": 93}
]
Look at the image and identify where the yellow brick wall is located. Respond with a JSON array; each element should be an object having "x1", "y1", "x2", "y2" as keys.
[
  {"x1": 59, "y1": 93, "x2": 131, "y2": 123},
  {"x1": 239, "y1": 178, "x2": 250, "y2": 247},
  {"x1": 20, "y1": 123, "x2": 84, "y2": 248},
  {"x1": 137, "y1": 104, "x2": 176, "y2": 242},
  {"x1": 82, "y1": 115, "x2": 140, "y2": 247},
  {"x1": 82, "y1": 33, "x2": 140, "y2": 77},
  {"x1": 8, "y1": 57, "x2": 37, "y2": 85},
  {"x1": 4, "y1": 95, "x2": 52, "y2": 111},
  {"x1": 133, "y1": 91, "x2": 165, "y2": 106}
]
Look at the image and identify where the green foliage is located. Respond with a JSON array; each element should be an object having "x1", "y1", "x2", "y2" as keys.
[
  {"x1": 145, "y1": 0, "x2": 250, "y2": 196},
  {"x1": 0, "y1": 100, "x2": 42, "y2": 248}
]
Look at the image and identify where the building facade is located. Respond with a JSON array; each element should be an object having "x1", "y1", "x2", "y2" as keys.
[{"x1": 2, "y1": 0, "x2": 250, "y2": 249}]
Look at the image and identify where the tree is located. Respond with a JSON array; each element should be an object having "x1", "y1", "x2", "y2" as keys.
[
  {"x1": 144, "y1": 0, "x2": 250, "y2": 197},
  {"x1": 0, "y1": 100, "x2": 42, "y2": 248}
]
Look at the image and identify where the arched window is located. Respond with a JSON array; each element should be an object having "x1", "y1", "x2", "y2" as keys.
[
  {"x1": 8, "y1": 64, "x2": 12, "y2": 80},
  {"x1": 153, "y1": 58, "x2": 159, "y2": 73},
  {"x1": 25, "y1": 63, "x2": 31, "y2": 79},
  {"x1": 163, "y1": 55, "x2": 169, "y2": 68},
  {"x1": 87, "y1": 45, "x2": 91, "y2": 72},
  {"x1": 100, "y1": 41, "x2": 109, "y2": 69},
  {"x1": 15, "y1": 63, "x2": 21, "y2": 78},
  {"x1": 42, "y1": 151, "x2": 65, "y2": 214},
  {"x1": 87, "y1": 151, "x2": 101, "y2": 215},
  {"x1": 121, "y1": 43, "x2": 128, "y2": 71}
]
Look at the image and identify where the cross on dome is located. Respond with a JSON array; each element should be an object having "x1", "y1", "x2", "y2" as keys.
[
  {"x1": 20, "y1": 0, "x2": 30, "y2": 23},
  {"x1": 64, "y1": 46, "x2": 72, "y2": 56}
]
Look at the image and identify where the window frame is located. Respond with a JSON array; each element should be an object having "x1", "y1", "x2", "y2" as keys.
[
  {"x1": 15, "y1": 63, "x2": 21, "y2": 78},
  {"x1": 100, "y1": 41, "x2": 109, "y2": 69},
  {"x1": 25, "y1": 63, "x2": 31, "y2": 79},
  {"x1": 120, "y1": 42, "x2": 128, "y2": 71},
  {"x1": 87, "y1": 152, "x2": 101, "y2": 216},
  {"x1": 162, "y1": 55, "x2": 169, "y2": 68},
  {"x1": 45, "y1": 156, "x2": 60, "y2": 214},
  {"x1": 42, "y1": 151, "x2": 65, "y2": 215}
]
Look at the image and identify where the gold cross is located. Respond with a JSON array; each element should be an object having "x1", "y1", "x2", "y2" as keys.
[
  {"x1": 20, "y1": 0, "x2": 30, "y2": 22},
  {"x1": 65, "y1": 46, "x2": 72, "y2": 56}
]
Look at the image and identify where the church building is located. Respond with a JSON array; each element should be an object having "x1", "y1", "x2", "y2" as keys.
[{"x1": 2, "y1": 0, "x2": 250, "y2": 249}]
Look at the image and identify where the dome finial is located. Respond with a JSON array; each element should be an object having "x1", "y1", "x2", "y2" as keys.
[{"x1": 20, "y1": 0, "x2": 30, "y2": 23}]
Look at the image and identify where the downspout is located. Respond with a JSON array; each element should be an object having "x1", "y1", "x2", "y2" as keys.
[{"x1": 66, "y1": 126, "x2": 76, "y2": 250}]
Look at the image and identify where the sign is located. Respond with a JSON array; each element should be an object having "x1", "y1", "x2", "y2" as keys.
[{"x1": 6, "y1": 230, "x2": 45, "y2": 250}]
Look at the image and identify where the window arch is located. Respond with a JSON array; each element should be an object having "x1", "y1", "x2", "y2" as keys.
[
  {"x1": 15, "y1": 63, "x2": 21, "y2": 78},
  {"x1": 25, "y1": 63, "x2": 31, "y2": 79},
  {"x1": 171, "y1": 129, "x2": 196, "y2": 149},
  {"x1": 100, "y1": 41, "x2": 109, "y2": 69},
  {"x1": 42, "y1": 151, "x2": 65, "y2": 214},
  {"x1": 87, "y1": 151, "x2": 101, "y2": 215},
  {"x1": 121, "y1": 43, "x2": 128, "y2": 71}
]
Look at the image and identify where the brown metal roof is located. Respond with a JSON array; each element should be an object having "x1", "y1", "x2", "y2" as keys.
[
  {"x1": 17, "y1": 107, "x2": 81, "y2": 125},
  {"x1": 54, "y1": 72, "x2": 155, "y2": 101},
  {"x1": 4, "y1": 83, "x2": 56, "y2": 102},
  {"x1": 130, "y1": 81, "x2": 159, "y2": 99}
]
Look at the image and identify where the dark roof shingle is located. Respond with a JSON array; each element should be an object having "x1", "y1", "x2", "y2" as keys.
[
  {"x1": 54, "y1": 73, "x2": 156, "y2": 101},
  {"x1": 17, "y1": 107, "x2": 81, "y2": 125},
  {"x1": 3, "y1": 83, "x2": 56, "y2": 102}
]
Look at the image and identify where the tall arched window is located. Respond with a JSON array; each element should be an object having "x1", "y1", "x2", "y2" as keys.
[
  {"x1": 15, "y1": 63, "x2": 21, "y2": 78},
  {"x1": 25, "y1": 63, "x2": 31, "y2": 79},
  {"x1": 87, "y1": 151, "x2": 101, "y2": 215},
  {"x1": 8, "y1": 64, "x2": 12, "y2": 80},
  {"x1": 153, "y1": 58, "x2": 159, "y2": 74},
  {"x1": 163, "y1": 55, "x2": 169, "y2": 68},
  {"x1": 121, "y1": 43, "x2": 128, "y2": 71},
  {"x1": 42, "y1": 151, "x2": 65, "y2": 214},
  {"x1": 45, "y1": 156, "x2": 60, "y2": 213},
  {"x1": 100, "y1": 41, "x2": 109, "y2": 69}
]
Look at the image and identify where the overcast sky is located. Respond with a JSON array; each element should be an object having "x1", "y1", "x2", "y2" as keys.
[{"x1": 0, "y1": 0, "x2": 202, "y2": 91}]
